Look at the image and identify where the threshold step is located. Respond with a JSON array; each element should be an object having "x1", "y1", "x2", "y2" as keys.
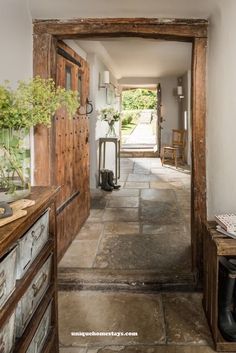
[{"x1": 58, "y1": 268, "x2": 198, "y2": 292}]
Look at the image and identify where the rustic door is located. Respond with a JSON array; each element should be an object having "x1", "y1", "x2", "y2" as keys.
[
  {"x1": 156, "y1": 83, "x2": 163, "y2": 154},
  {"x1": 55, "y1": 42, "x2": 90, "y2": 261}
]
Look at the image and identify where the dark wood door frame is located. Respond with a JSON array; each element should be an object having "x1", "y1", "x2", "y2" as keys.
[{"x1": 33, "y1": 18, "x2": 208, "y2": 283}]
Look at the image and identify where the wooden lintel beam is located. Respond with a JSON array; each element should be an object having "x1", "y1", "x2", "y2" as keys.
[{"x1": 33, "y1": 18, "x2": 208, "y2": 39}]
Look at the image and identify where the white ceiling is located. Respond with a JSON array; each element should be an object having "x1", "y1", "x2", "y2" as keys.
[
  {"x1": 76, "y1": 38, "x2": 192, "y2": 80},
  {"x1": 29, "y1": 0, "x2": 218, "y2": 19}
]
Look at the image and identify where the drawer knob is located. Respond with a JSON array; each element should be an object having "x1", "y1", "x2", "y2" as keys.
[
  {"x1": 32, "y1": 273, "x2": 47, "y2": 297},
  {"x1": 32, "y1": 224, "x2": 45, "y2": 243}
]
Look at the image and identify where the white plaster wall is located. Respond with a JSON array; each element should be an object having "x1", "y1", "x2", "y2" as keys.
[
  {"x1": 179, "y1": 70, "x2": 192, "y2": 165},
  {"x1": 207, "y1": 0, "x2": 236, "y2": 218},
  {"x1": 158, "y1": 76, "x2": 179, "y2": 146},
  {"x1": 87, "y1": 54, "x2": 120, "y2": 188},
  {"x1": 0, "y1": 0, "x2": 32, "y2": 86}
]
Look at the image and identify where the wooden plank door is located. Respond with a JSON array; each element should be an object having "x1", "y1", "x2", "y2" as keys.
[
  {"x1": 55, "y1": 41, "x2": 90, "y2": 261},
  {"x1": 157, "y1": 83, "x2": 162, "y2": 154}
]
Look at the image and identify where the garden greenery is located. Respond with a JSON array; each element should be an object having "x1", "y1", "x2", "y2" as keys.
[{"x1": 122, "y1": 89, "x2": 157, "y2": 110}]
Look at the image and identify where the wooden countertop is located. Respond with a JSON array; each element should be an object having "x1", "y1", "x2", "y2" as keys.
[{"x1": 0, "y1": 186, "x2": 59, "y2": 257}]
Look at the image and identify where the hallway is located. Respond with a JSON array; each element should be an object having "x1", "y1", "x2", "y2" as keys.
[{"x1": 59, "y1": 157, "x2": 191, "y2": 274}]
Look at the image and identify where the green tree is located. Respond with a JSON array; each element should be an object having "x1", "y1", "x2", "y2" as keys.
[{"x1": 122, "y1": 89, "x2": 157, "y2": 110}]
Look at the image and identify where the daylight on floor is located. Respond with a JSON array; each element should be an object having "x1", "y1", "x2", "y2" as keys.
[{"x1": 1, "y1": 1, "x2": 236, "y2": 353}]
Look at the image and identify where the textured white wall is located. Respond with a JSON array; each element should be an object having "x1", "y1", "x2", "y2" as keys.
[
  {"x1": 29, "y1": 0, "x2": 216, "y2": 19},
  {"x1": 87, "y1": 54, "x2": 120, "y2": 189},
  {"x1": 158, "y1": 76, "x2": 179, "y2": 146},
  {"x1": 206, "y1": 0, "x2": 236, "y2": 218},
  {"x1": 0, "y1": 0, "x2": 32, "y2": 86}
]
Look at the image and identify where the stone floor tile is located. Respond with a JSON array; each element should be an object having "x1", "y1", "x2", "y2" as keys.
[
  {"x1": 103, "y1": 208, "x2": 139, "y2": 222},
  {"x1": 119, "y1": 174, "x2": 129, "y2": 182},
  {"x1": 104, "y1": 222, "x2": 140, "y2": 235},
  {"x1": 141, "y1": 189, "x2": 176, "y2": 203},
  {"x1": 87, "y1": 209, "x2": 105, "y2": 222},
  {"x1": 91, "y1": 196, "x2": 107, "y2": 209},
  {"x1": 142, "y1": 223, "x2": 186, "y2": 234},
  {"x1": 60, "y1": 348, "x2": 87, "y2": 353},
  {"x1": 125, "y1": 182, "x2": 150, "y2": 189},
  {"x1": 133, "y1": 168, "x2": 150, "y2": 175},
  {"x1": 107, "y1": 197, "x2": 139, "y2": 208},
  {"x1": 140, "y1": 202, "x2": 181, "y2": 225},
  {"x1": 94, "y1": 234, "x2": 190, "y2": 271},
  {"x1": 59, "y1": 240, "x2": 98, "y2": 268},
  {"x1": 59, "y1": 291, "x2": 165, "y2": 346},
  {"x1": 87, "y1": 347, "x2": 176, "y2": 353},
  {"x1": 162, "y1": 293, "x2": 213, "y2": 345},
  {"x1": 75, "y1": 223, "x2": 104, "y2": 240},
  {"x1": 150, "y1": 181, "x2": 173, "y2": 189},
  {"x1": 105, "y1": 189, "x2": 140, "y2": 198},
  {"x1": 127, "y1": 173, "x2": 154, "y2": 182}
]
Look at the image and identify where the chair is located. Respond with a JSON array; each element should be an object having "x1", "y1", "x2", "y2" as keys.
[{"x1": 162, "y1": 129, "x2": 185, "y2": 168}]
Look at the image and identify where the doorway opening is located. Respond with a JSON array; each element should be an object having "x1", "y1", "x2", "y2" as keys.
[
  {"x1": 33, "y1": 18, "x2": 207, "y2": 288},
  {"x1": 121, "y1": 88, "x2": 157, "y2": 155}
]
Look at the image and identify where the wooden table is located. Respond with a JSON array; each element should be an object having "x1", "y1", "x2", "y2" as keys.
[{"x1": 98, "y1": 137, "x2": 120, "y2": 185}]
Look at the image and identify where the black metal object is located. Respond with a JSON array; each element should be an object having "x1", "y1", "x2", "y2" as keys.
[
  {"x1": 77, "y1": 98, "x2": 94, "y2": 116},
  {"x1": 56, "y1": 190, "x2": 80, "y2": 215},
  {"x1": 57, "y1": 47, "x2": 82, "y2": 68},
  {"x1": 85, "y1": 99, "x2": 93, "y2": 115}
]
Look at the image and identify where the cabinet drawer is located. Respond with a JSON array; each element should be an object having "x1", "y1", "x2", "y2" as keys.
[
  {"x1": 15, "y1": 256, "x2": 52, "y2": 338},
  {"x1": 0, "y1": 247, "x2": 17, "y2": 310},
  {"x1": 26, "y1": 302, "x2": 52, "y2": 353},
  {"x1": 16, "y1": 210, "x2": 50, "y2": 279},
  {"x1": 0, "y1": 312, "x2": 15, "y2": 353}
]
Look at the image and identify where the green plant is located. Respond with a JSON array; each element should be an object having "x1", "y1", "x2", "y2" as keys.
[
  {"x1": 122, "y1": 89, "x2": 157, "y2": 110},
  {"x1": 0, "y1": 76, "x2": 79, "y2": 129},
  {"x1": 0, "y1": 76, "x2": 79, "y2": 200}
]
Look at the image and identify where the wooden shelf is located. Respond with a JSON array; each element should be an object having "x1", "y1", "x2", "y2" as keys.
[{"x1": 203, "y1": 222, "x2": 236, "y2": 351}]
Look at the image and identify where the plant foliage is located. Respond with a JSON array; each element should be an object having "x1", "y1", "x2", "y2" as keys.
[
  {"x1": 122, "y1": 89, "x2": 157, "y2": 110},
  {"x1": 99, "y1": 107, "x2": 120, "y2": 122},
  {"x1": 0, "y1": 76, "x2": 79, "y2": 129}
]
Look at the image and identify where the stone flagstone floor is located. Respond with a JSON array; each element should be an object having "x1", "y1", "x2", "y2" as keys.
[
  {"x1": 59, "y1": 291, "x2": 215, "y2": 353},
  {"x1": 59, "y1": 158, "x2": 191, "y2": 273},
  {"x1": 58, "y1": 158, "x2": 215, "y2": 353}
]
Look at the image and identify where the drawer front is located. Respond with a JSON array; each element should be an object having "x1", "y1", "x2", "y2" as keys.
[
  {"x1": 26, "y1": 302, "x2": 52, "y2": 353},
  {"x1": 15, "y1": 256, "x2": 51, "y2": 338},
  {"x1": 0, "y1": 247, "x2": 17, "y2": 310},
  {"x1": 0, "y1": 312, "x2": 15, "y2": 353},
  {"x1": 16, "y1": 210, "x2": 50, "y2": 279}
]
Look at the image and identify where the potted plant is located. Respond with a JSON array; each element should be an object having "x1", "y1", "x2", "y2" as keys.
[
  {"x1": 0, "y1": 76, "x2": 79, "y2": 202},
  {"x1": 99, "y1": 107, "x2": 120, "y2": 137}
]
